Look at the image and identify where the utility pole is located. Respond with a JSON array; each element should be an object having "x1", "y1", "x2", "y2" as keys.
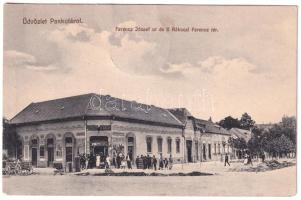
[{"x1": 84, "y1": 117, "x2": 87, "y2": 155}]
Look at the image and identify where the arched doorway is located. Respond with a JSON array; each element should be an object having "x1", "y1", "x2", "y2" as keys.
[
  {"x1": 46, "y1": 134, "x2": 56, "y2": 167},
  {"x1": 30, "y1": 135, "x2": 39, "y2": 167}
]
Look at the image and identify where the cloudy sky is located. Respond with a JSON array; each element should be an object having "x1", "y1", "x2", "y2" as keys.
[{"x1": 3, "y1": 4, "x2": 297, "y2": 123}]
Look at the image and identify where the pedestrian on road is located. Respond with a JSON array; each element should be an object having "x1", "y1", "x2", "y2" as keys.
[
  {"x1": 105, "y1": 155, "x2": 111, "y2": 169},
  {"x1": 261, "y1": 153, "x2": 265, "y2": 163},
  {"x1": 147, "y1": 154, "x2": 152, "y2": 169},
  {"x1": 80, "y1": 153, "x2": 86, "y2": 170},
  {"x1": 126, "y1": 153, "x2": 132, "y2": 169},
  {"x1": 168, "y1": 154, "x2": 173, "y2": 170},
  {"x1": 135, "y1": 156, "x2": 139, "y2": 168},
  {"x1": 159, "y1": 155, "x2": 164, "y2": 170},
  {"x1": 116, "y1": 153, "x2": 121, "y2": 169},
  {"x1": 138, "y1": 155, "x2": 144, "y2": 169},
  {"x1": 247, "y1": 154, "x2": 253, "y2": 166},
  {"x1": 152, "y1": 155, "x2": 157, "y2": 171},
  {"x1": 112, "y1": 152, "x2": 117, "y2": 168},
  {"x1": 164, "y1": 158, "x2": 169, "y2": 169},
  {"x1": 96, "y1": 154, "x2": 100, "y2": 168},
  {"x1": 224, "y1": 153, "x2": 230, "y2": 166}
]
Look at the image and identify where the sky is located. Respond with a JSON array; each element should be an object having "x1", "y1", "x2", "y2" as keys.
[{"x1": 3, "y1": 4, "x2": 297, "y2": 123}]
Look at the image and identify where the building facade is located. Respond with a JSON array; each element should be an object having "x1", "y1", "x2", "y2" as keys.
[
  {"x1": 10, "y1": 93, "x2": 185, "y2": 168},
  {"x1": 168, "y1": 108, "x2": 233, "y2": 163},
  {"x1": 9, "y1": 93, "x2": 234, "y2": 169}
]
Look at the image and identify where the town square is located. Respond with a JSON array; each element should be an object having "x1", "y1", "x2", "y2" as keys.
[{"x1": 2, "y1": 4, "x2": 297, "y2": 196}]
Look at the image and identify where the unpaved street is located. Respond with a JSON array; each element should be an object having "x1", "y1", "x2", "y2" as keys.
[{"x1": 3, "y1": 165, "x2": 296, "y2": 196}]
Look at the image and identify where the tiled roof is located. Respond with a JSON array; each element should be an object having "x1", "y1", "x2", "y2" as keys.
[
  {"x1": 194, "y1": 118, "x2": 230, "y2": 135},
  {"x1": 229, "y1": 128, "x2": 252, "y2": 141},
  {"x1": 167, "y1": 108, "x2": 192, "y2": 124},
  {"x1": 168, "y1": 108, "x2": 230, "y2": 135},
  {"x1": 10, "y1": 93, "x2": 183, "y2": 127}
]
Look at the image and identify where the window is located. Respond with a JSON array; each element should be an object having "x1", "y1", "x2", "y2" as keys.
[
  {"x1": 40, "y1": 146, "x2": 45, "y2": 158},
  {"x1": 218, "y1": 143, "x2": 221, "y2": 154},
  {"x1": 47, "y1": 138, "x2": 54, "y2": 147},
  {"x1": 195, "y1": 141, "x2": 199, "y2": 160},
  {"x1": 65, "y1": 137, "x2": 73, "y2": 162},
  {"x1": 56, "y1": 144, "x2": 62, "y2": 158},
  {"x1": 157, "y1": 137, "x2": 162, "y2": 153},
  {"x1": 167, "y1": 138, "x2": 172, "y2": 153},
  {"x1": 32, "y1": 139, "x2": 38, "y2": 145},
  {"x1": 214, "y1": 143, "x2": 217, "y2": 154},
  {"x1": 65, "y1": 137, "x2": 73, "y2": 148},
  {"x1": 128, "y1": 137, "x2": 134, "y2": 146},
  {"x1": 176, "y1": 138, "x2": 180, "y2": 153},
  {"x1": 146, "y1": 137, "x2": 152, "y2": 153},
  {"x1": 65, "y1": 137, "x2": 72, "y2": 144}
]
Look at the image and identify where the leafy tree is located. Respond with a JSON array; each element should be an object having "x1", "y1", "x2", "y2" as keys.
[
  {"x1": 280, "y1": 116, "x2": 296, "y2": 144},
  {"x1": 218, "y1": 116, "x2": 241, "y2": 130},
  {"x1": 240, "y1": 113, "x2": 255, "y2": 130},
  {"x1": 228, "y1": 137, "x2": 247, "y2": 150},
  {"x1": 247, "y1": 127, "x2": 264, "y2": 155},
  {"x1": 268, "y1": 116, "x2": 296, "y2": 147},
  {"x1": 3, "y1": 117, "x2": 22, "y2": 159},
  {"x1": 265, "y1": 134, "x2": 294, "y2": 157}
]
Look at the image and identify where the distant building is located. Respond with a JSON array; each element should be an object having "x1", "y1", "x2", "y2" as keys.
[
  {"x1": 168, "y1": 108, "x2": 233, "y2": 162},
  {"x1": 256, "y1": 123, "x2": 275, "y2": 131},
  {"x1": 229, "y1": 128, "x2": 252, "y2": 159},
  {"x1": 229, "y1": 128, "x2": 252, "y2": 142}
]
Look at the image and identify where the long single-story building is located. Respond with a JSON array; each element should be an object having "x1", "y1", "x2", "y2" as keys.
[
  {"x1": 9, "y1": 93, "x2": 233, "y2": 169},
  {"x1": 168, "y1": 108, "x2": 233, "y2": 162}
]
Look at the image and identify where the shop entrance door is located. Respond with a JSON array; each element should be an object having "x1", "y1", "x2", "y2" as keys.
[
  {"x1": 31, "y1": 148, "x2": 37, "y2": 167},
  {"x1": 47, "y1": 147, "x2": 54, "y2": 167},
  {"x1": 127, "y1": 137, "x2": 134, "y2": 162},
  {"x1": 47, "y1": 137, "x2": 55, "y2": 167},
  {"x1": 90, "y1": 136, "x2": 109, "y2": 157}
]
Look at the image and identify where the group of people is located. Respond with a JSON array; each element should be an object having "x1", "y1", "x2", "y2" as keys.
[
  {"x1": 223, "y1": 153, "x2": 255, "y2": 167},
  {"x1": 111, "y1": 153, "x2": 132, "y2": 169},
  {"x1": 79, "y1": 153, "x2": 110, "y2": 169},
  {"x1": 135, "y1": 154, "x2": 173, "y2": 170},
  {"x1": 78, "y1": 153, "x2": 174, "y2": 171}
]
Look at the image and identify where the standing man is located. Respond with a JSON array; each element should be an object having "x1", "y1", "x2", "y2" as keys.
[
  {"x1": 224, "y1": 153, "x2": 230, "y2": 166},
  {"x1": 135, "y1": 155, "x2": 139, "y2": 168},
  {"x1": 159, "y1": 155, "x2": 164, "y2": 170},
  {"x1": 152, "y1": 155, "x2": 157, "y2": 171},
  {"x1": 112, "y1": 152, "x2": 117, "y2": 168},
  {"x1": 247, "y1": 154, "x2": 253, "y2": 166},
  {"x1": 116, "y1": 153, "x2": 121, "y2": 169},
  {"x1": 261, "y1": 152, "x2": 265, "y2": 163},
  {"x1": 168, "y1": 154, "x2": 173, "y2": 170}
]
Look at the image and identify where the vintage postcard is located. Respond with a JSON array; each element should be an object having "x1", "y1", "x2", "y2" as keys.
[{"x1": 2, "y1": 4, "x2": 297, "y2": 196}]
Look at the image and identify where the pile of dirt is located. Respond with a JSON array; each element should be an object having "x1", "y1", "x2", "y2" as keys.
[
  {"x1": 229, "y1": 160, "x2": 295, "y2": 173},
  {"x1": 83, "y1": 171, "x2": 213, "y2": 176}
]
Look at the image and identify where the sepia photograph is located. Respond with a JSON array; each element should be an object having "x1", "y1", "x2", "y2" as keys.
[{"x1": 1, "y1": 3, "x2": 297, "y2": 196}]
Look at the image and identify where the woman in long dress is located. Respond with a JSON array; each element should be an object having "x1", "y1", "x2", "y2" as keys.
[{"x1": 96, "y1": 154, "x2": 101, "y2": 168}]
